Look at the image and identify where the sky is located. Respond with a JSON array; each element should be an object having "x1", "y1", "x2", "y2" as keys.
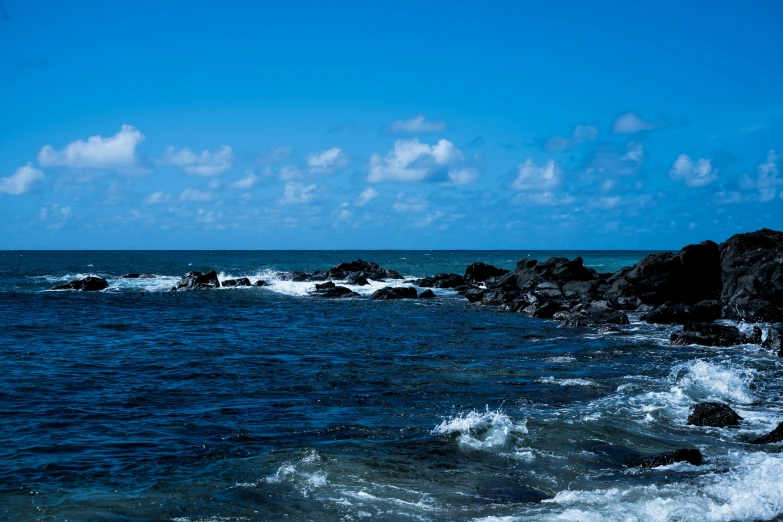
[{"x1": 1, "y1": 1, "x2": 782, "y2": 250}]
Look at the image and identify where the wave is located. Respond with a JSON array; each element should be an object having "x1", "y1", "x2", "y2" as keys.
[{"x1": 433, "y1": 408, "x2": 528, "y2": 451}]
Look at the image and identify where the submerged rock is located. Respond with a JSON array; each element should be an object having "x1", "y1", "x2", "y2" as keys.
[
  {"x1": 172, "y1": 270, "x2": 220, "y2": 291},
  {"x1": 687, "y1": 402, "x2": 742, "y2": 428},
  {"x1": 633, "y1": 449, "x2": 703, "y2": 469},
  {"x1": 464, "y1": 262, "x2": 509, "y2": 284},
  {"x1": 308, "y1": 284, "x2": 358, "y2": 298},
  {"x1": 51, "y1": 276, "x2": 109, "y2": 291},
  {"x1": 670, "y1": 322, "x2": 755, "y2": 347},
  {"x1": 221, "y1": 277, "x2": 251, "y2": 287},
  {"x1": 751, "y1": 421, "x2": 783, "y2": 444},
  {"x1": 641, "y1": 300, "x2": 722, "y2": 325},
  {"x1": 370, "y1": 287, "x2": 418, "y2": 300}
]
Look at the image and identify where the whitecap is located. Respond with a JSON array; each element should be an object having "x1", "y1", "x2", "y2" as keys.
[{"x1": 433, "y1": 408, "x2": 527, "y2": 451}]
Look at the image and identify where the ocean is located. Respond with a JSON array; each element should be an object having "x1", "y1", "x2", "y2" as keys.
[{"x1": 1, "y1": 250, "x2": 782, "y2": 521}]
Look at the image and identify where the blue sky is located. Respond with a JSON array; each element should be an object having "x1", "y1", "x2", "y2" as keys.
[{"x1": 1, "y1": 1, "x2": 782, "y2": 249}]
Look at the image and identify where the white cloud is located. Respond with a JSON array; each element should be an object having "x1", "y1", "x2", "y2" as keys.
[
  {"x1": 612, "y1": 112, "x2": 660, "y2": 134},
  {"x1": 179, "y1": 188, "x2": 215, "y2": 202},
  {"x1": 306, "y1": 147, "x2": 347, "y2": 172},
  {"x1": 544, "y1": 124, "x2": 598, "y2": 151},
  {"x1": 740, "y1": 149, "x2": 781, "y2": 190},
  {"x1": 233, "y1": 171, "x2": 258, "y2": 189},
  {"x1": 144, "y1": 191, "x2": 171, "y2": 204},
  {"x1": 514, "y1": 191, "x2": 576, "y2": 206},
  {"x1": 386, "y1": 114, "x2": 446, "y2": 133},
  {"x1": 281, "y1": 182, "x2": 317, "y2": 205},
  {"x1": 37, "y1": 124, "x2": 145, "y2": 170},
  {"x1": 368, "y1": 138, "x2": 465, "y2": 183},
  {"x1": 0, "y1": 163, "x2": 44, "y2": 195},
  {"x1": 355, "y1": 187, "x2": 378, "y2": 207},
  {"x1": 623, "y1": 142, "x2": 645, "y2": 163},
  {"x1": 511, "y1": 159, "x2": 561, "y2": 191},
  {"x1": 444, "y1": 168, "x2": 478, "y2": 186},
  {"x1": 159, "y1": 145, "x2": 233, "y2": 176},
  {"x1": 392, "y1": 197, "x2": 428, "y2": 213},
  {"x1": 669, "y1": 154, "x2": 718, "y2": 187}
]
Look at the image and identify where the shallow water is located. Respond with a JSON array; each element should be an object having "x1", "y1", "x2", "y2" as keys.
[{"x1": 1, "y1": 251, "x2": 782, "y2": 521}]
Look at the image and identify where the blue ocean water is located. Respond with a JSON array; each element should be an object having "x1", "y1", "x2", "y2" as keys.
[{"x1": 2, "y1": 251, "x2": 782, "y2": 521}]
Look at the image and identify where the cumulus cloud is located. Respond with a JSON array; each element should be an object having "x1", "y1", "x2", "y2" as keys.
[
  {"x1": 281, "y1": 182, "x2": 317, "y2": 205},
  {"x1": 511, "y1": 159, "x2": 561, "y2": 191},
  {"x1": 368, "y1": 138, "x2": 469, "y2": 183},
  {"x1": 669, "y1": 154, "x2": 718, "y2": 187},
  {"x1": 179, "y1": 188, "x2": 215, "y2": 202},
  {"x1": 740, "y1": 149, "x2": 781, "y2": 190},
  {"x1": 144, "y1": 191, "x2": 171, "y2": 204},
  {"x1": 385, "y1": 114, "x2": 446, "y2": 133},
  {"x1": 544, "y1": 124, "x2": 598, "y2": 151},
  {"x1": 355, "y1": 187, "x2": 378, "y2": 207},
  {"x1": 37, "y1": 124, "x2": 145, "y2": 170},
  {"x1": 444, "y1": 167, "x2": 478, "y2": 186},
  {"x1": 232, "y1": 171, "x2": 258, "y2": 189},
  {"x1": 159, "y1": 145, "x2": 233, "y2": 176},
  {"x1": 306, "y1": 147, "x2": 348, "y2": 172},
  {"x1": 0, "y1": 163, "x2": 44, "y2": 195},
  {"x1": 612, "y1": 112, "x2": 661, "y2": 134}
]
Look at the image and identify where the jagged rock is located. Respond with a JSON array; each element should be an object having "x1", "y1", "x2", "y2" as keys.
[
  {"x1": 514, "y1": 257, "x2": 597, "y2": 289},
  {"x1": 370, "y1": 286, "x2": 417, "y2": 300},
  {"x1": 289, "y1": 271, "x2": 311, "y2": 282},
  {"x1": 687, "y1": 402, "x2": 742, "y2": 427},
  {"x1": 221, "y1": 278, "x2": 251, "y2": 287},
  {"x1": 346, "y1": 274, "x2": 370, "y2": 286},
  {"x1": 419, "y1": 289, "x2": 436, "y2": 299},
  {"x1": 633, "y1": 449, "x2": 703, "y2": 469},
  {"x1": 751, "y1": 421, "x2": 783, "y2": 444},
  {"x1": 641, "y1": 300, "x2": 722, "y2": 324},
  {"x1": 762, "y1": 326, "x2": 783, "y2": 355},
  {"x1": 568, "y1": 301, "x2": 630, "y2": 326},
  {"x1": 464, "y1": 262, "x2": 509, "y2": 284},
  {"x1": 415, "y1": 273, "x2": 465, "y2": 288},
  {"x1": 51, "y1": 276, "x2": 109, "y2": 291},
  {"x1": 481, "y1": 290, "x2": 519, "y2": 306},
  {"x1": 597, "y1": 325, "x2": 621, "y2": 334},
  {"x1": 308, "y1": 285, "x2": 358, "y2": 298},
  {"x1": 605, "y1": 241, "x2": 722, "y2": 307},
  {"x1": 670, "y1": 322, "x2": 752, "y2": 347},
  {"x1": 720, "y1": 229, "x2": 783, "y2": 321},
  {"x1": 254, "y1": 280, "x2": 268, "y2": 287},
  {"x1": 553, "y1": 311, "x2": 586, "y2": 328},
  {"x1": 172, "y1": 271, "x2": 220, "y2": 291},
  {"x1": 520, "y1": 300, "x2": 562, "y2": 319},
  {"x1": 120, "y1": 273, "x2": 140, "y2": 279},
  {"x1": 464, "y1": 288, "x2": 486, "y2": 303},
  {"x1": 320, "y1": 259, "x2": 403, "y2": 281}
]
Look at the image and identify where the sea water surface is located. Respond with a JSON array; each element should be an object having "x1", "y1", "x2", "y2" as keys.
[{"x1": 1, "y1": 251, "x2": 782, "y2": 521}]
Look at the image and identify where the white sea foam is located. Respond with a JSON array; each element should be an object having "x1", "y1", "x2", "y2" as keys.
[
  {"x1": 262, "y1": 450, "x2": 327, "y2": 496},
  {"x1": 537, "y1": 377, "x2": 598, "y2": 387},
  {"x1": 434, "y1": 408, "x2": 527, "y2": 451}
]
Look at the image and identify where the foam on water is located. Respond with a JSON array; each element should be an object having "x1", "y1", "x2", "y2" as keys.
[
  {"x1": 434, "y1": 408, "x2": 528, "y2": 451},
  {"x1": 537, "y1": 377, "x2": 598, "y2": 387},
  {"x1": 260, "y1": 450, "x2": 327, "y2": 497}
]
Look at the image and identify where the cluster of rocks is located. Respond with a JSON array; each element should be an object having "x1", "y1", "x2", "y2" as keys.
[
  {"x1": 287, "y1": 260, "x2": 402, "y2": 285},
  {"x1": 51, "y1": 276, "x2": 109, "y2": 291}
]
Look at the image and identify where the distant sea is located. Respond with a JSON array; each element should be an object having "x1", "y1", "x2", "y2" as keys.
[{"x1": 2, "y1": 250, "x2": 782, "y2": 521}]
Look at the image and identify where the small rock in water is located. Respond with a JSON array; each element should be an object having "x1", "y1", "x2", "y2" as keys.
[
  {"x1": 762, "y1": 326, "x2": 782, "y2": 355},
  {"x1": 315, "y1": 281, "x2": 335, "y2": 290},
  {"x1": 634, "y1": 448, "x2": 703, "y2": 469},
  {"x1": 308, "y1": 285, "x2": 358, "y2": 298},
  {"x1": 51, "y1": 276, "x2": 109, "y2": 291},
  {"x1": 751, "y1": 421, "x2": 783, "y2": 444},
  {"x1": 370, "y1": 286, "x2": 418, "y2": 300},
  {"x1": 464, "y1": 262, "x2": 509, "y2": 284},
  {"x1": 687, "y1": 402, "x2": 742, "y2": 427},
  {"x1": 345, "y1": 274, "x2": 369, "y2": 286},
  {"x1": 418, "y1": 289, "x2": 436, "y2": 299},
  {"x1": 120, "y1": 273, "x2": 141, "y2": 279},
  {"x1": 670, "y1": 322, "x2": 753, "y2": 347},
  {"x1": 221, "y1": 278, "x2": 251, "y2": 287},
  {"x1": 172, "y1": 270, "x2": 220, "y2": 291},
  {"x1": 253, "y1": 280, "x2": 268, "y2": 287}
]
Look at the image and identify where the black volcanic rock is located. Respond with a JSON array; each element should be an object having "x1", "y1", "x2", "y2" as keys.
[
  {"x1": 253, "y1": 280, "x2": 268, "y2": 287},
  {"x1": 323, "y1": 259, "x2": 403, "y2": 281},
  {"x1": 633, "y1": 449, "x2": 703, "y2": 469},
  {"x1": 222, "y1": 278, "x2": 251, "y2": 287},
  {"x1": 415, "y1": 273, "x2": 465, "y2": 288},
  {"x1": 345, "y1": 274, "x2": 370, "y2": 286},
  {"x1": 120, "y1": 273, "x2": 141, "y2": 279},
  {"x1": 464, "y1": 262, "x2": 510, "y2": 284},
  {"x1": 670, "y1": 322, "x2": 754, "y2": 347},
  {"x1": 720, "y1": 229, "x2": 783, "y2": 321},
  {"x1": 370, "y1": 286, "x2": 418, "y2": 300},
  {"x1": 51, "y1": 276, "x2": 109, "y2": 291},
  {"x1": 172, "y1": 270, "x2": 220, "y2": 291},
  {"x1": 751, "y1": 421, "x2": 783, "y2": 444},
  {"x1": 763, "y1": 326, "x2": 783, "y2": 355},
  {"x1": 418, "y1": 289, "x2": 436, "y2": 299},
  {"x1": 308, "y1": 285, "x2": 358, "y2": 298},
  {"x1": 641, "y1": 300, "x2": 722, "y2": 325},
  {"x1": 464, "y1": 288, "x2": 486, "y2": 303},
  {"x1": 687, "y1": 402, "x2": 742, "y2": 427}
]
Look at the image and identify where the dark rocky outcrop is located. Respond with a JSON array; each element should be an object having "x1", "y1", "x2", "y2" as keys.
[
  {"x1": 418, "y1": 289, "x2": 436, "y2": 299},
  {"x1": 345, "y1": 274, "x2": 370, "y2": 286},
  {"x1": 308, "y1": 282, "x2": 358, "y2": 298},
  {"x1": 605, "y1": 241, "x2": 721, "y2": 307},
  {"x1": 311, "y1": 259, "x2": 403, "y2": 282},
  {"x1": 289, "y1": 271, "x2": 311, "y2": 282},
  {"x1": 370, "y1": 287, "x2": 418, "y2": 300},
  {"x1": 554, "y1": 301, "x2": 629, "y2": 328},
  {"x1": 464, "y1": 288, "x2": 486, "y2": 303},
  {"x1": 253, "y1": 280, "x2": 268, "y2": 287},
  {"x1": 641, "y1": 300, "x2": 722, "y2": 325},
  {"x1": 464, "y1": 262, "x2": 510, "y2": 284},
  {"x1": 670, "y1": 322, "x2": 759, "y2": 347},
  {"x1": 119, "y1": 273, "x2": 155, "y2": 279},
  {"x1": 172, "y1": 271, "x2": 220, "y2": 291},
  {"x1": 633, "y1": 449, "x2": 703, "y2": 469},
  {"x1": 762, "y1": 326, "x2": 783, "y2": 355},
  {"x1": 221, "y1": 278, "x2": 251, "y2": 287},
  {"x1": 751, "y1": 421, "x2": 783, "y2": 444},
  {"x1": 51, "y1": 276, "x2": 109, "y2": 291},
  {"x1": 687, "y1": 402, "x2": 742, "y2": 427},
  {"x1": 720, "y1": 229, "x2": 783, "y2": 322},
  {"x1": 415, "y1": 273, "x2": 465, "y2": 288}
]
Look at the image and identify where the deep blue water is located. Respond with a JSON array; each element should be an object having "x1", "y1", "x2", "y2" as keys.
[{"x1": 2, "y1": 251, "x2": 783, "y2": 521}]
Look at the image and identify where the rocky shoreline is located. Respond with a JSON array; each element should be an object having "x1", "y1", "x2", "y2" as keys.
[{"x1": 50, "y1": 228, "x2": 783, "y2": 459}]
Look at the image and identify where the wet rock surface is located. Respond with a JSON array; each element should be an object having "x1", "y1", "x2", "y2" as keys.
[
  {"x1": 51, "y1": 276, "x2": 109, "y2": 291},
  {"x1": 172, "y1": 271, "x2": 220, "y2": 291},
  {"x1": 687, "y1": 402, "x2": 743, "y2": 428},
  {"x1": 751, "y1": 421, "x2": 783, "y2": 444},
  {"x1": 633, "y1": 448, "x2": 703, "y2": 469}
]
